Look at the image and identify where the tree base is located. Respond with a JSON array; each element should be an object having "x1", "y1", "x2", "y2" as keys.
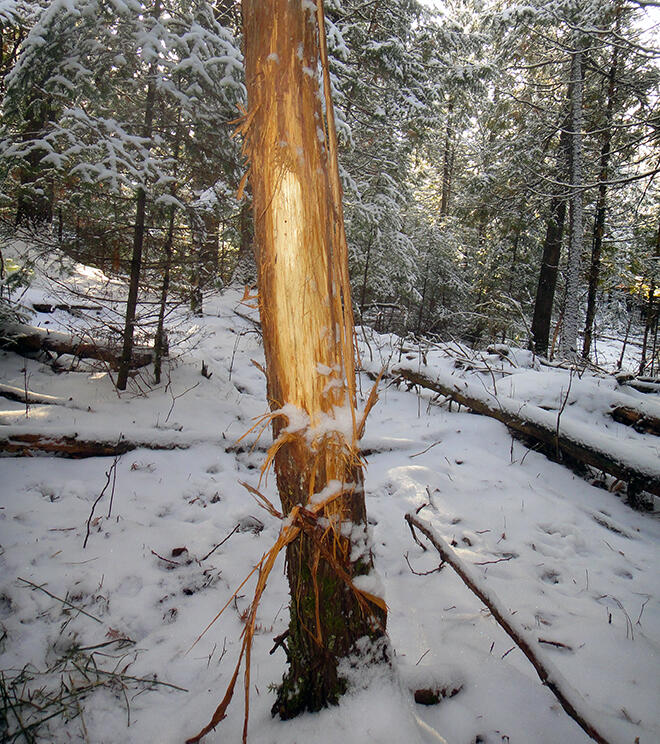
[{"x1": 272, "y1": 656, "x2": 346, "y2": 720}]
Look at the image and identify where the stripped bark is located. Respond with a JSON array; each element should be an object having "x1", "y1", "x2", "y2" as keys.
[{"x1": 241, "y1": 0, "x2": 387, "y2": 719}]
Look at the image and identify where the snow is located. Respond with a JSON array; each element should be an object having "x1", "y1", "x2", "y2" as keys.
[{"x1": 1, "y1": 245, "x2": 659, "y2": 743}]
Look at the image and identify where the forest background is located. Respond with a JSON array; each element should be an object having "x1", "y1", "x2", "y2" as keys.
[{"x1": 1, "y1": 0, "x2": 658, "y2": 371}]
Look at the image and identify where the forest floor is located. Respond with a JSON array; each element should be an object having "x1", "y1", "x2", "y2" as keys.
[{"x1": 0, "y1": 244, "x2": 659, "y2": 744}]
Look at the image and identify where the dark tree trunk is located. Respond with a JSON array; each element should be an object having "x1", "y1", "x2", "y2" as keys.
[
  {"x1": 530, "y1": 125, "x2": 570, "y2": 357},
  {"x1": 15, "y1": 102, "x2": 53, "y2": 226},
  {"x1": 583, "y1": 25, "x2": 619, "y2": 359},
  {"x1": 154, "y1": 115, "x2": 181, "y2": 384},
  {"x1": 440, "y1": 103, "x2": 453, "y2": 218},
  {"x1": 639, "y1": 222, "x2": 660, "y2": 375},
  {"x1": 116, "y1": 0, "x2": 160, "y2": 391},
  {"x1": 231, "y1": 199, "x2": 256, "y2": 286},
  {"x1": 153, "y1": 205, "x2": 175, "y2": 384},
  {"x1": 359, "y1": 231, "x2": 373, "y2": 316}
]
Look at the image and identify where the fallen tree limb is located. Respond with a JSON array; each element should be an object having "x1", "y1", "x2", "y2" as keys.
[
  {"x1": 0, "y1": 428, "x2": 416, "y2": 459},
  {"x1": 405, "y1": 513, "x2": 614, "y2": 744},
  {"x1": 0, "y1": 383, "x2": 74, "y2": 407},
  {"x1": 0, "y1": 321, "x2": 153, "y2": 369},
  {"x1": 394, "y1": 366, "x2": 660, "y2": 500},
  {"x1": 32, "y1": 302, "x2": 102, "y2": 314},
  {"x1": 609, "y1": 405, "x2": 660, "y2": 436},
  {"x1": 0, "y1": 432, "x2": 189, "y2": 458}
]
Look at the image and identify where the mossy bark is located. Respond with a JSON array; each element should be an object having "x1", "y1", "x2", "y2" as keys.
[{"x1": 241, "y1": 0, "x2": 388, "y2": 720}]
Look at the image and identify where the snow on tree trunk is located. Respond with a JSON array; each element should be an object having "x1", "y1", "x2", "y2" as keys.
[
  {"x1": 241, "y1": 0, "x2": 388, "y2": 720},
  {"x1": 560, "y1": 46, "x2": 584, "y2": 359}
]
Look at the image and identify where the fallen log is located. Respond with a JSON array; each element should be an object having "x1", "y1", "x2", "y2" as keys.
[
  {"x1": 405, "y1": 514, "x2": 614, "y2": 744},
  {"x1": 0, "y1": 432, "x2": 188, "y2": 458},
  {"x1": 0, "y1": 428, "x2": 416, "y2": 459},
  {"x1": 393, "y1": 365, "x2": 660, "y2": 501},
  {"x1": 32, "y1": 302, "x2": 102, "y2": 314},
  {"x1": 615, "y1": 373, "x2": 660, "y2": 395},
  {"x1": 0, "y1": 321, "x2": 153, "y2": 369},
  {"x1": 0, "y1": 383, "x2": 74, "y2": 407},
  {"x1": 608, "y1": 405, "x2": 660, "y2": 436}
]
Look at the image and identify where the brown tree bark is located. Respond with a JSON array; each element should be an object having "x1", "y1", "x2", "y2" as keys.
[{"x1": 241, "y1": 0, "x2": 387, "y2": 719}]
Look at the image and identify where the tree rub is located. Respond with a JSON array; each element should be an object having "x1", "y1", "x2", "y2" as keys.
[{"x1": 186, "y1": 3, "x2": 389, "y2": 740}]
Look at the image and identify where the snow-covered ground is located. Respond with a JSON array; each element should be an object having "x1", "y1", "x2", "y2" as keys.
[{"x1": 1, "y1": 246, "x2": 659, "y2": 744}]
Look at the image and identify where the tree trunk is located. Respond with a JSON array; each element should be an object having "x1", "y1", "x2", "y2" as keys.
[
  {"x1": 583, "y1": 26, "x2": 619, "y2": 359},
  {"x1": 440, "y1": 102, "x2": 453, "y2": 218},
  {"x1": 639, "y1": 222, "x2": 660, "y2": 375},
  {"x1": 154, "y1": 115, "x2": 181, "y2": 385},
  {"x1": 241, "y1": 0, "x2": 387, "y2": 719},
  {"x1": 15, "y1": 100, "x2": 53, "y2": 226},
  {"x1": 116, "y1": 5, "x2": 160, "y2": 390},
  {"x1": 559, "y1": 46, "x2": 584, "y2": 359},
  {"x1": 530, "y1": 189, "x2": 567, "y2": 357},
  {"x1": 231, "y1": 199, "x2": 256, "y2": 286}
]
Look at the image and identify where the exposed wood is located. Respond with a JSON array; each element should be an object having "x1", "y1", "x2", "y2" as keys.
[
  {"x1": 1, "y1": 321, "x2": 153, "y2": 369},
  {"x1": 239, "y1": 0, "x2": 387, "y2": 724},
  {"x1": 394, "y1": 366, "x2": 660, "y2": 499},
  {"x1": 405, "y1": 514, "x2": 613, "y2": 744}
]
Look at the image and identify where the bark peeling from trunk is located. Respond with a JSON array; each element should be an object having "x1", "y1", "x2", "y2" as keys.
[{"x1": 240, "y1": 0, "x2": 388, "y2": 723}]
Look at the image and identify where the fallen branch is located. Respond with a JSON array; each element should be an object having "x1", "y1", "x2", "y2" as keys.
[
  {"x1": 0, "y1": 432, "x2": 189, "y2": 458},
  {"x1": 83, "y1": 452, "x2": 120, "y2": 549},
  {"x1": 405, "y1": 514, "x2": 613, "y2": 744},
  {"x1": 17, "y1": 577, "x2": 103, "y2": 624},
  {"x1": 0, "y1": 382, "x2": 77, "y2": 408},
  {"x1": 394, "y1": 366, "x2": 660, "y2": 499},
  {"x1": 1, "y1": 320, "x2": 153, "y2": 369}
]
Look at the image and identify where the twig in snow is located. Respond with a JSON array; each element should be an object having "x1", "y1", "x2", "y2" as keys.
[
  {"x1": 83, "y1": 451, "x2": 120, "y2": 549},
  {"x1": 17, "y1": 577, "x2": 102, "y2": 624},
  {"x1": 200, "y1": 524, "x2": 240, "y2": 562},
  {"x1": 473, "y1": 555, "x2": 515, "y2": 566},
  {"x1": 636, "y1": 596, "x2": 650, "y2": 626},
  {"x1": 404, "y1": 552, "x2": 444, "y2": 576},
  {"x1": 555, "y1": 368, "x2": 574, "y2": 459},
  {"x1": 165, "y1": 382, "x2": 200, "y2": 423},
  {"x1": 404, "y1": 513, "x2": 614, "y2": 744},
  {"x1": 150, "y1": 550, "x2": 179, "y2": 566},
  {"x1": 538, "y1": 638, "x2": 573, "y2": 651},
  {"x1": 410, "y1": 440, "x2": 442, "y2": 458},
  {"x1": 415, "y1": 649, "x2": 430, "y2": 666}
]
